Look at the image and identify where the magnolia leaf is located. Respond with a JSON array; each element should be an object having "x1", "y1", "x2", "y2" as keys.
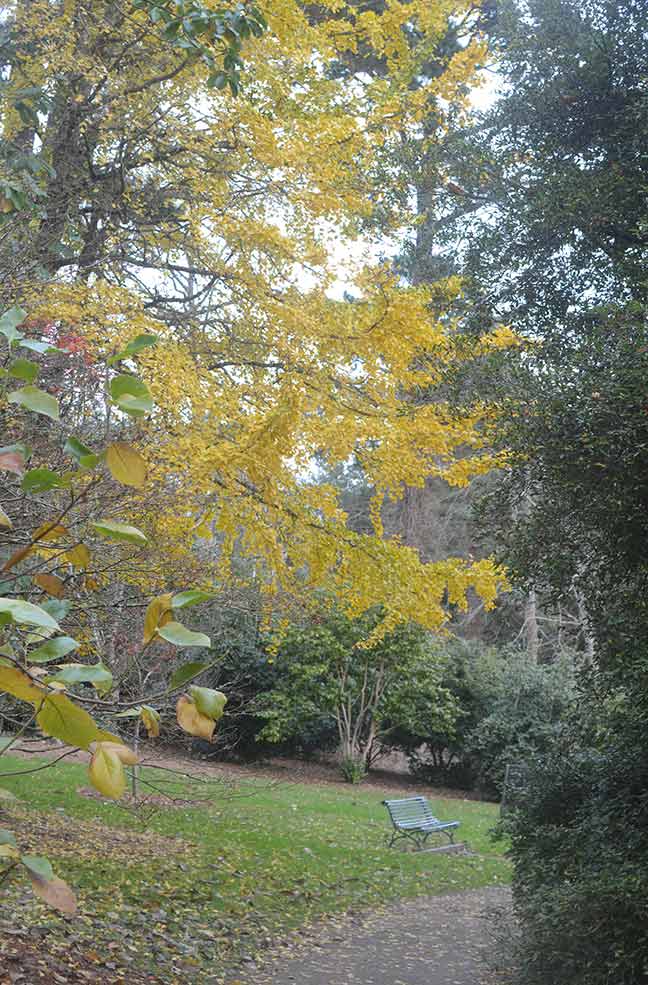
[
  {"x1": 143, "y1": 592, "x2": 173, "y2": 645},
  {"x1": 64, "y1": 436, "x2": 94, "y2": 463},
  {"x1": 36, "y1": 691, "x2": 102, "y2": 749},
  {"x1": 189, "y1": 685, "x2": 227, "y2": 722},
  {"x1": 33, "y1": 574, "x2": 64, "y2": 598},
  {"x1": 64, "y1": 543, "x2": 91, "y2": 569},
  {"x1": 8, "y1": 358, "x2": 38, "y2": 383},
  {"x1": 88, "y1": 745, "x2": 126, "y2": 798},
  {"x1": 140, "y1": 705, "x2": 160, "y2": 738},
  {"x1": 40, "y1": 598, "x2": 71, "y2": 622},
  {"x1": 48, "y1": 662, "x2": 113, "y2": 693},
  {"x1": 0, "y1": 448, "x2": 24, "y2": 474},
  {"x1": 33, "y1": 522, "x2": 68, "y2": 543},
  {"x1": 176, "y1": 694, "x2": 215, "y2": 741},
  {"x1": 0, "y1": 506, "x2": 12, "y2": 529},
  {"x1": 171, "y1": 590, "x2": 214, "y2": 609},
  {"x1": 19, "y1": 339, "x2": 64, "y2": 355},
  {"x1": 22, "y1": 469, "x2": 66, "y2": 494},
  {"x1": 157, "y1": 622, "x2": 210, "y2": 648},
  {"x1": 108, "y1": 333, "x2": 158, "y2": 365},
  {"x1": 22, "y1": 468, "x2": 66, "y2": 494},
  {"x1": 28, "y1": 636, "x2": 79, "y2": 663},
  {"x1": 115, "y1": 707, "x2": 142, "y2": 718},
  {"x1": 168, "y1": 661, "x2": 208, "y2": 690},
  {"x1": 0, "y1": 598, "x2": 59, "y2": 630},
  {"x1": 109, "y1": 375, "x2": 153, "y2": 416},
  {"x1": 93, "y1": 740, "x2": 138, "y2": 766},
  {"x1": 0, "y1": 306, "x2": 26, "y2": 343},
  {"x1": 1, "y1": 543, "x2": 33, "y2": 572},
  {"x1": 0, "y1": 666, "x2": 45, "y2": 702},
  {"x1": 94, "y1": 728, "x2": 125, "y2": 745},
  {"x1": 7, "y1": 386, "x2": 59, "y2": 420},
  {"x1": 0, "y1": 829, "x2": 18, "y2": 846},
  {"x1": 91, "y1": 520, "x2": 147, "y2": 545},
  {"x1": 105, "y1": 442, "x2": 147, "y2": 488},
  {"x1": 21, "y1": 855, "x2": 54, "y2": 881},
  {"x1": 27, "y1": 871, "x2": 77, "y2": 915}
]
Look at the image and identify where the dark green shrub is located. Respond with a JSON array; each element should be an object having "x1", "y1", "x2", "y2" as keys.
[{"x1": 503, "y1": 728, "x2": 648, "y2": 985}]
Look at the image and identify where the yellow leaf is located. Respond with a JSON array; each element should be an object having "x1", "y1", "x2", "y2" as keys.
[
  {"x1": 0, "y1": 844, "x2": 20, "y2": 859},
  {"x1": 27, "y1": 873, "x2": 77, "y2": 915},
  {"x1": 143, "y1": 592, "x2": 173, "y2": 645},
  {"x1": 88, "y1": 744, "x2": 127, "y2": 799},
  {"x1": 0, "y1": 507, "x2": 12, "y2": 529},
  {"x1": 105, "y1": 442, "x2": 147, "y2": 488},
  {"x1": 33, "y1": 574, "x2": 65, "y2": 598},
  {"x1": 64, "y1": 543, "x2": 91, "y2": 570},
  {"x1": 141, "y1": 705, "x2": 160, "y2": 738},
  {"x1": 33, "y1": 523, "x2": 69, "y2": 543},
  {"x1": 93, "y1": 740, "x2": 138, "y2": 766},
  {"x1": 0, "y1": 666, "x2": 45, "y2": 703},
  {"x1": 176, "y1": 695, "x2": 215, "y2": 741},
  {"x1": 36, "y1": 691, "x2": 102, "y2": 749}
]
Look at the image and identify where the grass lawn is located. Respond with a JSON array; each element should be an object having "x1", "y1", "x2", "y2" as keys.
[{"x1": 0, "y1": 755, "x2": 510, "y2": 983}]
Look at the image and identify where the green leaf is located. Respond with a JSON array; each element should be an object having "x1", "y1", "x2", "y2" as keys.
[
  {"x1": 39, "y1": 598, "x2": 71, "y2": 622},
  {"x1": 8, "y1": 358, "x2": 38, "y2": 383},
  {"x1": 114, "y1": 706, "x2": 143, "y2": 718},
  {"x1": 64, "y1": 436, "x2": 93, "y2": 463},
  {"x1": 109, "y1": 375, "x2": 153, "y2": 416},
  {"x1": 19, "y1": 339, "x2": 64, "y2": 355},
  {"x1": 0, "y1": 306, "x2": 26, "y2": 344},
  {"x1": 0, "y1": 598, "x2": 59, "y2": 630},
  {"x1": 168, "y1": 660, "x2": 209, "y2": 690},
  {"x1": 90, "y1": 520, "x2": 148, "y2": 545},
  {"x1": 157, "y1": 622, "x2": 210, "y2": 648},
  {"x1": 0, "y1": 828, "x2": 17, "y2": 847},
  {"x1": 171, "y1": 590, "x2": 214, "y2": 609},
  {"x1": 7, "y1": 386, "x2": 59, "y2": 420},
  {"x1": 189, "y1": 685, "x2": 227, "y2": 721},
  {"x1": 21, "y1": 468, "x2": 66, "y2": 494},
  {"x1": 48, "y1": 662, "x2": 113, "y2": 693},
  {"x1": 28, "y1": 636, "x2": 79, "y2": 663},
  {"x1": 107, "y1": 333, "x2": 158, "y2": 365},
  {"x1": 21, "y1": 855, "x2": 54, "y2": 881}
]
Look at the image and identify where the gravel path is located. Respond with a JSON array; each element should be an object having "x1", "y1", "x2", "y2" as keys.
[{"x1": 225, "y1": 885, "x2": 511, "y2": 985}]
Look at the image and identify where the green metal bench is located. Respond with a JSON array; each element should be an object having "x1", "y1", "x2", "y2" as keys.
[{"x1": 383, "y1": 796, "x2": 460, "y2": 851}]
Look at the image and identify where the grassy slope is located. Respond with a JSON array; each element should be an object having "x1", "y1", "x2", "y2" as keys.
[{"x1": 0, "y1": 756, "x2": 510, "y2": 982}]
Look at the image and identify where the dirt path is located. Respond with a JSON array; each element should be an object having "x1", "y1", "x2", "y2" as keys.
[{"x1": 222, "y1": 885, "x2": 511, "y2": 985}]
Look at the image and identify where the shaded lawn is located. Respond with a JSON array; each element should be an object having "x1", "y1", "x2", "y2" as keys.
[{"x1": 0, "y1": 756, "x2": 510, "y2": 983}]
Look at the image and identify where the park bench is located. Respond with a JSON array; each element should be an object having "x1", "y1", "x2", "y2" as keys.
[{"x1": 382, "y1": 796, "x2": 460, "y2": 851}]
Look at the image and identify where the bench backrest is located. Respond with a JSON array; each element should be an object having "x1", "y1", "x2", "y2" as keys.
[{"x1": 383, "y1": 796, "x2": 439, "y2": 828}]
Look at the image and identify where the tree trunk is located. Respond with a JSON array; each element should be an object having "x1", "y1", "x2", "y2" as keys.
[{"x1": 524, "y1": 589, "x2": 540, "y2": 663}]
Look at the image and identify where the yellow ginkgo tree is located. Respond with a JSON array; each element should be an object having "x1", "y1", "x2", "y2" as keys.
[{"x1": 1, "y1": 0, "x2": 510, "y2": 638}]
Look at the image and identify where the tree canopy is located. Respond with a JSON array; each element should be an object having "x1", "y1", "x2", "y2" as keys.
[{"x1": 1, "y1": 0, "x2": 512, "y2": 638}]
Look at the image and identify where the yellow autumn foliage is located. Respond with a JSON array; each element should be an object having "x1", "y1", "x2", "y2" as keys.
[{"x1": 5, "y1": 0, "x2": 509, "y2": 634}]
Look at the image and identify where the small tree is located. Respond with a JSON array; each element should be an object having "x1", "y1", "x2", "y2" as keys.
[{"x1": 256, "y1": 608, "x2": 456, "y2": 781}]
